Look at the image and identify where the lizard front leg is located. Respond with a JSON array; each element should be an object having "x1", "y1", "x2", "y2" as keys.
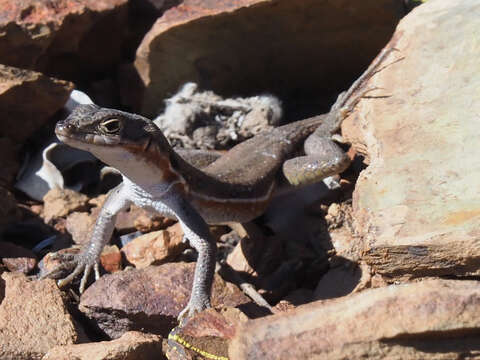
[
  {"x1": 156, "y1": 193, "x2": 216, "y2": 319},
  {"x1": 43, "y1": 183, "x2": 131, "y2": 293}
]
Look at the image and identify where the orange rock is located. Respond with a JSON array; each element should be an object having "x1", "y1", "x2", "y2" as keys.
[
  {"x1": 0, "y1": 273, "x2": 87, "y2": 359},
  {"x1": 100, "y1": 245, "x2": 122, "y2": 273},
  {"x1": 122, "y1": 222, "x2": 186, "y2": 268},
  {"x1": 230, "y1": 279, "x2": 480, "y2": 360},
  {"x1": 44, "y1": 331, "x2": 164, "y2": 360},
  {"x1": 43, "y1": 189, "x2": 89, "y2": 223}
]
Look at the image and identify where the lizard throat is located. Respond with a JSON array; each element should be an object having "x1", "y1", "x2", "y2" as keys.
[{"x1": 115, "y1": 142, "x2": 186, "y2": 190}]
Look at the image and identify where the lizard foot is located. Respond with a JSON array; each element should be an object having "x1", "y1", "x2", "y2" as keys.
[
  {"x1": 41, "y1": 250, "x2": 101, "y2": 294},
  {"x1": 177, "y1": 298, "x2": 211, "y2": 321}
]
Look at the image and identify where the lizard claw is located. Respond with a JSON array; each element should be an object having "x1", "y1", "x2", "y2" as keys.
[
  {"x1": 42, "y1": 249, "x2": 100, "y2": 294},
  {"x1": 177, "y1": 303, "x2": 196, "y2": 321},
  {"x1": 177, "y1": 299, "x2": 210, "y2": 321}
]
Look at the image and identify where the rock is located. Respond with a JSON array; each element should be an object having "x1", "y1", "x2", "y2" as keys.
[
  {"x1": 324, "y1": 202, "x2": 354, "y2": 230},
  {"x1": 124, "y1": 0, "x2": 181, "y2": 60},
  {"x1": 79, "y1": 262, "x2": 251, "y2": 338},
  {"x1": 0, "y1": 187, "x2": 21, "y2": 230},
  {"x1": 122, "y1": 222, "x2": 186, "y2": 268},
  {"x1": 339, "y1": 0, "x2": 480, "y2": 278},
  {"x1": 0, "y1": 272, "x2": 87, "y2": 360},
  {"x1": 43, "y1": 188, "x2": 89, "y2": 223},
  {"x1": 0, "y1": 64, "x2": 73, "y2": 143},
  {"x1": 64, "y1": 199, "x2": 176, "y2": 245},
  {"x1": 65, "y1": 199, "x2": 170, "y2": 243},
  {"x1": 226, "y1": 232, "x2": 282, "y2": 281},
  {"x1": 0, "y1": 137, "x2": 20, "y2": 187},
  {"x1": 273, "y1": 288, "x2": 313, "y2": 312},
  {"x1": 115, "y1": 204, "x2": 172, "y2": 234},
  {"x1": 43, "y1": 331, "x2": 165, "y2": 360},
  {"x1": 65, "y1": 211, "x2": 95, "y2": 245},
  {"x1": 229, "y1": 279, "x2": 480, "y2": 359},
  {"x1": 88, "y1": 194, "x2": 107, "y2": 208},
  {"x1": 0, "y1": 0, "x2": 128, "y2": 82},
  {"x1": 166, "y1": 308, "x2": 247, "y2": 360},
  {"x1": 133, "y1": 211, "x2": 175, "y2": 233},
  {"x1": 100, "y1": 245, "x2": 122, "y2": 273},
  {"x1": 40, "y1": 242, "x2": 121, "y2": 276},
  {"x1": 134, "y1": 0, "x2": 404, "y2": 116},
  {"x1": 0, "y1": 241, "x2": 37, "y2": 274},
  {"x1": 312, "y1": 260, "x2": 370, "y2": 301}
]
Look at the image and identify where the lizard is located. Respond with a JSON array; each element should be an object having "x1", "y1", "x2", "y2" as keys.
[{"x1": 47, "y1": 47, "x2": 394, "y2": 319}]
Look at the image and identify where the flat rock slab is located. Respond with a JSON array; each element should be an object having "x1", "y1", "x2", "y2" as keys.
[
  {"x1": 229, "y1": 279, "x2": 480, "y2": 359},
  {"x1": 79, "y1": 262, "x2": 252, "y2": 338},
  {"x1": 0, "y1": 273, "x2": 87, "y2": 360},
  {"x1": 340, "y1": 0, "x2": 480, "y2": 278},
  {"x1": 135, "y1": 0, "x2": 405, "y2": 116}
]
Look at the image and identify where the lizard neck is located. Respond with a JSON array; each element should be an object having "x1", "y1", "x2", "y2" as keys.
[
  {"x1": 90, "y1": 138, "x2": 186, "y2": 194},
  {"x1": 92, "y1": 133, "x2": 239, "y2": 200}
]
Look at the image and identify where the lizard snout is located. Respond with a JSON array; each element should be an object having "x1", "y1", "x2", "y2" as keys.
[{"x1": 55, "y1": 122, "x2": 75, "y2": 136}]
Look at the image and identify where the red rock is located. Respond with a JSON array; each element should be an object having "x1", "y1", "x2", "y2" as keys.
[
  {"x1": 79, "y1": 262, "x2": 251, "y2": 338},
  {"x1": 0, "y1": 241, "x2": 37, "y2": 274},
  {"x1": 0, "y1": 0, "x2": 128, "y2": 82}
]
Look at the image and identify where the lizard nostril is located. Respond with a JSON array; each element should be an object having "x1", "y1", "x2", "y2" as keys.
[{"x1": 56, "y1": 122, "x2": 73, "y2": 134}]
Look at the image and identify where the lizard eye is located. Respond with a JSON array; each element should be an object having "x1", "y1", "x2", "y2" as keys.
[{"x1": 99, "y1": 118, "x2": 122, "y2": 134}]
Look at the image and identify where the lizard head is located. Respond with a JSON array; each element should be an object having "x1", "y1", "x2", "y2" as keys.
[
  {"x1": 55, "y1": 104, "x2": 177, "y2": 182},
  {"x1": 56, "y1": 104, "x2": 167, "y2": 148}
]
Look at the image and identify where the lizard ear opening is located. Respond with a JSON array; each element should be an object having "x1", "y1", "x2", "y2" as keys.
[{"x1": 99, "y1": 118, "x2": 122, "y2": 134}]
